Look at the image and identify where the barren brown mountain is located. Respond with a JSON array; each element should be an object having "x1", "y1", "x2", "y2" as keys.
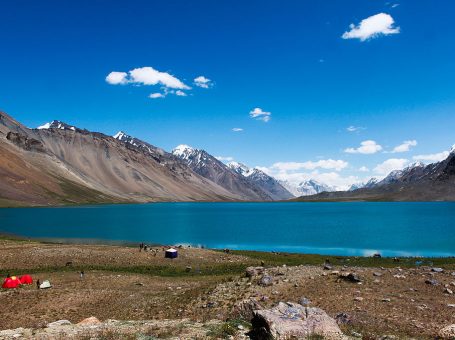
[{"x1": 0, "y1": 112, "x2": 244, "y2": 206}]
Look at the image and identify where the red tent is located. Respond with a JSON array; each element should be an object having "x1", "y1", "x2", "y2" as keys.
[
  {"x1": 2, "y1": 276, "x2": 22, "y2": 289},
  {"x1": 19, "y1": 274, "x2": 33, "y2": 285}
]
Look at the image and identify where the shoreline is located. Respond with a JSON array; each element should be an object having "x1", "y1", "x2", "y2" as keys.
[{"x1": 2, "y1": 232, "x2": 455, "y2": 263}]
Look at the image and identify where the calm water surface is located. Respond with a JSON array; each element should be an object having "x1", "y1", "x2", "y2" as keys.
[{"x1": 1, "y1": 202, "x2": 454, "y2": 257}]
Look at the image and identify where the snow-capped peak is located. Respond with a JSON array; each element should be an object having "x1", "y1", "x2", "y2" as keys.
[
  {"x1": 279, "y1": 179, "x2": 335, "y2": 197},
  {"x1": 37, "y1": 120, "x2": 76, "y2": 131},
  {"x1": 172, "y1": 144, "x2": 195, "y2": 157},
  {"x1": 227, "y1": 161, "x2": 253, "y2": 177},
  {"x1": 450, "y1": 144, "x2": 455, "y2": 154},
  {"x1": 113, "y1": 131, "x2": 127, "y2": 140}
]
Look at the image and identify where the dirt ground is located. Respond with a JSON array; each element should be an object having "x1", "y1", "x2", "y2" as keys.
[{"x1": 1, "y1": 240, "x2": 455, "y2": 339}]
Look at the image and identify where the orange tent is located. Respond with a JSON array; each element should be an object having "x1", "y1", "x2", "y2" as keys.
[
  {"x1": 19, "y1": 274, "x2": 33, "y2": 285},
  {"x1": 2, "y1": 276, "x2": 22, "y2": 289}
]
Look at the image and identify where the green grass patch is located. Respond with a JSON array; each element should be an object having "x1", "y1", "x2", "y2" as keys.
[
  {"x1": 0, "y1": 263, "x2": 250, "y2": 278},
  {"x1": 230, "y1": 249, "x2": 455, "y2": 269}
]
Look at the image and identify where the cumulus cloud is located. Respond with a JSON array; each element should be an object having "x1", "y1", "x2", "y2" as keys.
[
  {"x1": 413, "y1": 150, "x2": 450, "y2": 163},
  {"x1": 216, "y1": 156, "x2": 234, "y2": 162},
  {"x1": 232, "y1": 128, "x2": 243, "y2": 132},
  {"x1": 129, "y1": 67, "x2": 190, "y2": 89},
  {"x1": 149, "y1": 93, "x2": 165, "y2": 99},
  {"x1": 105, "y1": 71, "x2": 128, "y2": 85},
  {"x1": 391, "y1": 140, "x2": 417, "y2": 153},
  {"x1": 342, "y1": 13, "x2": 400, "y2": 41},
  {"x1": 359, "y1": 166, "x2": 369, "y2": 172},
  {"x1": 106, "y1": 66, "x2": 196, "y2": 99},
  {"x1": 175, "y1": 90, "x2": 187, "y2": 96},
  {"x1": 194, "y1": 76, "x2": 213, "y2": 88},
  {"x1": 257, "y1": 167, "x2": 361, "y2": 191},
  {"x1": 270, "y1": 159, "x2": 348, "y2": 172},
  {"x1": 345, "y1": 140, "x2": 382, "y2": 154},
  {"x1": 374, "y1": 158, "x2": 408, "y2": 175},
  {"x1": 249, "y1": 108, "x2": 271, "y2": 122}
]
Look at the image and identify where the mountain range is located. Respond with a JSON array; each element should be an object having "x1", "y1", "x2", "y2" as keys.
[
  {"x1": 295, "y1": 151, "x2": 455, "y2": 201},
  {"x1": 0, "y1": 112, "x2": 295, "y2": 206},
  {"x1": 1, "y1": 111, "x2": 454, "y2": 206}
]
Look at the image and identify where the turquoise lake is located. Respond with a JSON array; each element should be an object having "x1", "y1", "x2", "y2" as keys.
[{"x1": 1, "y1": 202, "x2": 454, "y2": 257}]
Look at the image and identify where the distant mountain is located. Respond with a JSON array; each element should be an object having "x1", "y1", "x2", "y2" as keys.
[
  {"x1": 227, "y1": 162, "x2": 293, "y2": 200},
  {"x1": 0, "y1": 111, "x2": 243, "y2": 207},
  {"x1": 280, "y1": 179, "x2": 336, "y2": 197},
  {"x1": 172, "y1": 145, "x2": 273, "y2": 201},
  {"x1": 294, "y1": 148, "x2": 455, "y2": 201},
  {"x1": 37, "y1": 120, "x2": 79, "y2": 131},
  {"x1": 349, "y1": 178, "x2": 379, "y2": 191}
]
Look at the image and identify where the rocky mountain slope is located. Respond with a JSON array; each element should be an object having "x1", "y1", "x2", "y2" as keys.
[
  {"x1": 172, "y1": 145, "x2": 274, "y2": 201},
  {"x1": 227, "y1": 162, "x2": 293, "y2": 200},
  {"x1": 0, "y1": 112, "x2": 242, "y2": 206},
  {"x1": 295, "y1": 149, "x2": 455, "y2": 201}
]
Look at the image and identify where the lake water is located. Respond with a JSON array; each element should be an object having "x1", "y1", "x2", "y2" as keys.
[{"x1": 1, "y1": 202, "x2": 454, "y2": 257}]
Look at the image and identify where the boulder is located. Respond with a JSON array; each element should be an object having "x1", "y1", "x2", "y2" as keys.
[
  {"x1": 249, "y1": 302, "x2": 345, "y2": 339},
  {"x1": 77, "y1": 317, "x2": 101, "y2": 326},
  {"x1": 439, "y1": 324, "x2": 455, "y2": 339},
  {"x1": 431, "y1": 267, "x2": 444, "y2": 273},
  {"x1": 47, "y1": 320, "x2": 72, "y2": 328}
]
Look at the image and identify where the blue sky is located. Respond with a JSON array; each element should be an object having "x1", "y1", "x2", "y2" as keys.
[{"x1": 1, "y1": 0, "x2": 454, "y2": 188}]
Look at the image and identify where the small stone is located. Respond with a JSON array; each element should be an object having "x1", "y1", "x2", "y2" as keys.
[
  {"x1": 299, "y1": 297, "x2": 311, "y2": 306},
  {"x1": 373, "y1": 272, "x2": 382, "y2": 277},
  {"x1": 425, "y1": 279, "x2": 439, "y2": 286},
  {"x1": 382, "y1": 298, "x2": 391, "y2": 302},
  {"x1": 354, "y1": 297, "x2": 364, "y2": 302},
  {"x1": 335, "y1": 312, "x2": 352, "y2": 325},
  {"x1": 439, "y1": 324, "x2": 455, "y2": 338},
  {"x1": 432, "y1": 267, "x2": 444, "y2": 273},
  {"x1": 47, "y1": 320, "x2": 72, "y2": 328},
  {"x1": 444, "y1": 288, "x2": 453, "y2": 295},
  {"x1": 448, "y1": 304, "x2": 455, "y2": 308},
  {"x1": 259, "y1": 275, "x2": 273, "y2": 287}
]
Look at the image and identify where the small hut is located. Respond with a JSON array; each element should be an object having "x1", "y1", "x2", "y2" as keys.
[{"x1": 165, "y1": 248, "x2": 178, "y2": 259}]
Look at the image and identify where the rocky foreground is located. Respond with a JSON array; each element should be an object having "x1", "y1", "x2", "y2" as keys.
[{"x1": 2, "y1": 240, "x2": 455, "y2": 339}]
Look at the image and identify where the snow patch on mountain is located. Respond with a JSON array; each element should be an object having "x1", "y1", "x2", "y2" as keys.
[
  {"x1": 279, "y1": 179, "x2": 335, "y2": 197},
  {"x1": 37, "y1": 120, "x2": 76, "y2": 131}
]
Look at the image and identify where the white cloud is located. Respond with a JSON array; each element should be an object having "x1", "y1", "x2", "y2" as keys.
[
  {"x1": 232, "y1": 128, "x2": 243, "y2": 132},
  {"x1": 391, "y1": 140, "x2": 417, "y2": 153},
  {"x1": 105, "y1": 71, "x2": 128, "y2": 85},
  {"x1": 216, "y1": 156, "x2": 234, "y2": 162},
  {"x1": 374, "y1": 158, "x2": 408, "y2": 175},
  {"x1": 194, "y1": 76, "x2": 212, "y2": 88},
  {"x1": 359, "y1": 166, "x2": 369, "y2": 172},
  {"x1": 250, "y1": 108, "x2": 271, "y2": 122},
  {"x1": 175, "y1": 90, "x2": 187, "y2": 96},
  {"x1": 270, "y1": 159, "x2": 348, "y2": 172},
  {"x1": 346, "y1": 126, "x2": 364, "y2": 132},
  {"x1": 345, "y1": 140, "x2": 382, "y2": 154},
  {"x1": 258, "y1": 167, "x2": 361, "y2": 191},
  {"x1": 149, "y1": 93, "x2": 165, "y2": 99},
  {"x1": 342, "y1": 13, "x2": 400, "y2": 41},
  {"x1": 413, "y1": 150, "x2": 450, "y2": 163},
  {"x1": 129, "y1": 67, "x2": 190, "y2": 89}
]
